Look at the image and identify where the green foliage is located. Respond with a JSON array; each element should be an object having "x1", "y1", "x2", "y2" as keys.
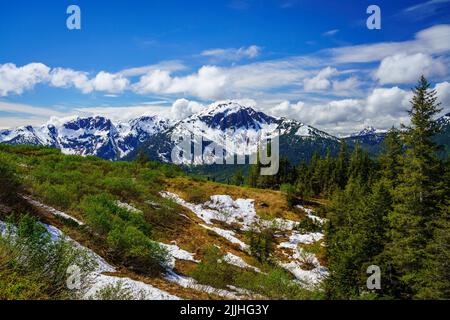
[
  {"x1": 80, "y1": 194, "x2": 167, "y2": 274},
  {"x1": 0, "y1": 156, "x2": 21, "y2": 205},
  {"x1": 0, "y1": 215, "x2": 96, "y2": 300},
  {"x1": 190, "y1": 246, "x2": 319, "y2": 299},
  {"x1": 91, "y1": 281, "x2": 144, "y2": 300},
  {"x1": 280, "y1": 183, "x2": 297, "y2": 208},
  {"x1": 247, "y1": 227, "x2": 274, "y2": 263},
  {"x1": 190, "y1": 246, "x2": 234, "y2": 289}
]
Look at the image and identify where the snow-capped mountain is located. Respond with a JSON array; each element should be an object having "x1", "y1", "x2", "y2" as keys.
[
  {"x1": 346, "y1": 126, "x2": 387, "y2": 146},
  {"x1": 135, "y1": 101, "x2": 340, "y2": 165},
  {"x1": 0, "y1": 115, "x2": 172, "y2": 160}
]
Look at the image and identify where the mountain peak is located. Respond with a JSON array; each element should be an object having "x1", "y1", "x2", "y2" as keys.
[{"x1": 190, "y1": 100, "x2": 276, "y2": 130}]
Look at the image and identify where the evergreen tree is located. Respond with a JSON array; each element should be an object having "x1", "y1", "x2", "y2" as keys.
[
  {"x1": 386, "y1": 76, "x2": 444, "y2": 298},
  {"x1": 231, "y1": 169, "x2": 244, "y2": 186},
  {"x1": 333, "y1": 141, "x2": 349, "y2": 189},
  {"x1": 247, "y1": 147, "x2": 261, "y2": 188},
  {"x1": 379, "y1": 127, "x2": 403, "y2": 186}
]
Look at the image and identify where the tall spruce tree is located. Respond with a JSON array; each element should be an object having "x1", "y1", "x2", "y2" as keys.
[
  {"x1": 379, "y1": 127, "x2": 403, "y2": 187},
  {"x1": 386, "y1": 76, "x2": 444, "y2": 298}
]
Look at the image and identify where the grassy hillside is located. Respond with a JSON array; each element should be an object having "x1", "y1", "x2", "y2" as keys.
[{"x1": 0, "y1": 144, "x2": 326, "y2": 300}]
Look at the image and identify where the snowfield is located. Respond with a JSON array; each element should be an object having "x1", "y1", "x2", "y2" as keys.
[{"x1": 161, "y1": 190, "x2": 329, "y2": 289}]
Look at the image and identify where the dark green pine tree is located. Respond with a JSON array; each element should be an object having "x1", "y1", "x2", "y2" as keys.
[
  {"x1": 386, "y1": 76, "x2": 444, "y2": 298},
  {"x1": 333, "y1": 141, "x2": 349, "y2": 189},
  {"x1": 416, "y1": 157, "x2": 450, "y2": 299},
  {"x1": 231, "y1": 169, "x2": 244, "y2": 186},
  {"x1": 247, "y1": 147, "x2": 261, "y2": 188},
  {"x1": 347, "y1": 143, "x2": 372, "y2": 184},
  {"x1": 295, "y1": 161, "x2": 313, "y2": 201},
  {"x1": 378, "y1": 127, "x2": 403, "y2": 187}
]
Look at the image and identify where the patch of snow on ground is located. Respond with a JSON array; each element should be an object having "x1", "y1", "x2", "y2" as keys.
[
  {"x1": 160, "y1": 192, "x2": 258, "y2": 230},
  {"x1": 85, "y1": 274, "x2": 180, "y2": 300},
  {"x1": 281, "y1": 261, "x2": 328, "y2": 286},
  {"x1": 260, "y1": 218, "x2": 299, "y2": 231},
  {"x1": 165, "y1": 270, "x2": 252, "y2": 300},
  {"x1": 205, "y1": 195, "x2": 258, "y2": 230},
  {"x1": 0, "y1": 219, "x2": 179, "y2": 300},
  {"x1": 279, "y1": 231, "x2": 324, "y2": 249},
  {"x1": 22, "y1": 195, "x2": 85, "y2": 226},
  {"x1": 158, "y1": 242, "x2": 199, "y2": 268},
  {"x1": 222, "y1": 253, "x2": 260, "y2": 273},
  {"x1": 297, "y1": 205, "x2": 327, "y2": 225},
  {"x1": 115, "y1": 201, "x2": 142, "y2": 214},
  {"x1": 200, "y1": 224, "x2": 249, "y2": 251}
]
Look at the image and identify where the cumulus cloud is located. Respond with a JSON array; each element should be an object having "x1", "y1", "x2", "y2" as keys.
[
  {"x1": 90, "y1": 72, "x2": 129, "y2": 93},
  {"x1": 170, "y1": 99, "x2": 205, "y2": 120},
  {"x1": 268, "y1": 85, "x2": 417, "y2": 136},
  {"x1": 375, "y1": 53, "x2": 447, "y2": 84},
  {"x1": 303, "y1": 67, "x2": 338, "y2": 91},
  {"x1": 50, "y1": 68, "x2": 92, "y2": 93},
  {"x1": 132, "y1": 66, "x2": 228, "y2": 100},
  {"x1": 0, "y1": 63, "x2": 50, "y2": 96},
  {"x1": 0, "y1": 63, "x2": 130, "y2": 96}
]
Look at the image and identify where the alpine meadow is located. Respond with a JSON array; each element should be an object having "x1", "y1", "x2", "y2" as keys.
[{"x1": 0, "y1": 0, "x2": 449, "y2": 304}]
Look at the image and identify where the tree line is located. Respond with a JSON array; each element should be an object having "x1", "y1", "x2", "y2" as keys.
[{"x1": 241, "y1": 76, "x2": 449, "y2": 299}]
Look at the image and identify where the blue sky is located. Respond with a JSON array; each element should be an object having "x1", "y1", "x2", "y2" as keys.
[{"x1": 1, "y1": 0, "x2": 450, "y2": 135}]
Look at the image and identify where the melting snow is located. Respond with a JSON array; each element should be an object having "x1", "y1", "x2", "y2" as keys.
[
  {"x1": 297, "y1": 205, "x2": 327, "y2": 225},
  {"x1": 85, "y1": 274, "x2": 180, "y2": 300},
  {"x1": 279, "y1": 231, "x2": 324, "y2": 249},
  {"x1": 158, "y1": 242, "x2": 199, "y2": 268},
  {"x1": 165, "y1": 270, "x2": 254, "y2": 300},
  {"x1": 0, "y1": 219, "x2": 179, "y2": 300},
  {"x1": 160, "y1": 192, "x2": 258, "y2": 229},
  {"x1": 200, "y1": 224, "x2": 249, "y2": 251},
  {"x1": 22, "y1": 195, "x2": 85, "y2": 226},
  {"x1": 115, "y1": 201, "x2": 142, "y2": 214},
  {"x1": 222, "y1": 253, "x2": 260, "y2": 273}
]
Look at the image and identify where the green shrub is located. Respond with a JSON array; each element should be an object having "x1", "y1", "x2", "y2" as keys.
[
  {"x1": 102, "y1": 177, "x2": 141, "y2": 198},
  {"x1": 0, "y1": 157, "x2": 21, "y2": 204},
  {"x1": 190, "y1": 246, "x2": 234, "y2": 289},
  {"x1": 0, "y1": 215, "x2": 97, "y2": 300}
]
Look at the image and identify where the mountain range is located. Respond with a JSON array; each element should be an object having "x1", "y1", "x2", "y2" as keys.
[{"x1": 1, "y1": 101, "x2": 449, "y2": 165}]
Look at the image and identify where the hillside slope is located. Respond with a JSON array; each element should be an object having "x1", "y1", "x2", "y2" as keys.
[{"x1": 0, "y1": 145, "x2": 327, "y2": 300}]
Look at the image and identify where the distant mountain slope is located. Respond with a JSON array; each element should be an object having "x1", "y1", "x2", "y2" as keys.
[
  {"x1": 126, "y1": 101, "x2": 341, "y2": 165},
  {"x1": 0, "y1": 115, "x2": 172, "y2": 160}
]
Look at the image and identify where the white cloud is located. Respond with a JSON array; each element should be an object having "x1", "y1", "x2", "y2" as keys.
[
  {"x1": 327, "y1": 24, "x2": 450, "y2": 64},
  {"x1": 0, "y1": 63, "x2": 50, "y2": 96},
  {"x1": 170, "y1": 99, "x2": 205, "y2": 120},
  {"x1": 332, "y1": 77, "x2": 360, "y2": 94},
  {"x1": 436, "y1": 81, "x2": 450, "y2": 113},
  {"x1": 50, "y1": 68, "x2": 92, "y2": 93},
  {"x1": 303, "y1": 67, "x2": 338, "y2": 91},
  {"x1": 0, "y1": 101, "x2": 66, "y2": 118},
  {"x1": 268, "y1": 86, "x2": 417, "y2": 135},
  {"x1": 133, "y1": 66, "x2": 228, "y2": 100},
  {"x1": 90, "y1": 71, "x2": 129, "y2": 93},
  {"x1": 322, "y1": 29, "x2": 339, "y2": 37},
  {"x1": 201, "y1": 45, "x2": 261, "y2": 61},
  {"x1": 118, "y1": 60, "x2": 186, "y2": 77},
  {"x1": 375, "y1": 53, "x2": 447, "y2": 84}
]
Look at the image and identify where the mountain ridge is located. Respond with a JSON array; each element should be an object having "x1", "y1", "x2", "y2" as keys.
[{"x1": 1, "y1": 102, "x2": 449, "y2": 163}]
